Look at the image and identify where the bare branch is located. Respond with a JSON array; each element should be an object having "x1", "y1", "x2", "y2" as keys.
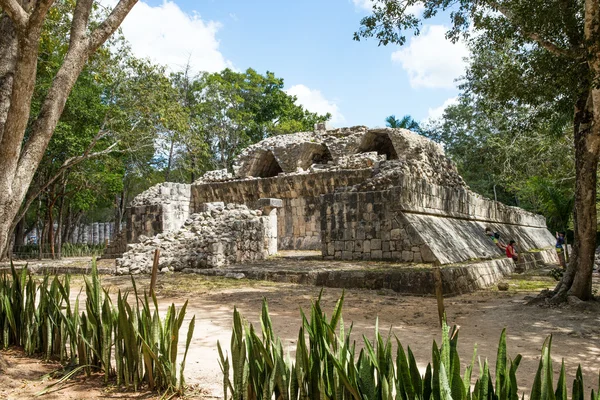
[
  {"x1": 0, "y1": 0, "x2": 28, "y2": 30},
  {"x1": 28, "y1": 0, "x2": 56, "y2": 31},
  {"x1": 88, "y1": 0, "x2": 138, "y2": 52}
]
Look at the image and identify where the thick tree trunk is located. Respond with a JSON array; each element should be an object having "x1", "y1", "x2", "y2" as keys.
[
  {"x1": 14, "y1": 219, "x2": 25, "y2": 247},
  {"x1": 554, "y1": 98, "x2": 598, "y2": 300},
  {"x1": 0, "y1": 14, "x2": 17, "y2": 142},
  {"x1": 569, "y1": 132, "x2": 598, "y2": 299},
  {"x1": 0, "y1": 0, "x2": 138, "y2": 258},
  {"x1": 56, "y1": 195, "x2": 64, "y2": 260},
  {"x1": 552, "y1": 0, "x2": 600, "y2": 301},
  {"x1": 165, "y1": 137, "x2": 175, "y2": 181}
]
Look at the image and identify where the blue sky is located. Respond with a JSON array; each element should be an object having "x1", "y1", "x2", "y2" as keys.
[{"x1": 115, "y1": 0, "x2": 469, "y2": 127}]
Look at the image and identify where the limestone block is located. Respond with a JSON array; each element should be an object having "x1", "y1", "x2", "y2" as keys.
[
  {"x1": 371, "y1": 239, "x2": 382, "y2": 250},
  {"x1": 371, "y1": 250, "x2": 383, "y2": 259},
  {"x1": 345, "y1": 241, "x2": 354, "y2": 252},
  {"x1": 382, "y1": 241, "x2": 390, "y2": 252},
  {"x1": 402, "y1": 251, "x2": 413, "y2": 262},
  {"x1": 363, "y1": 240, "x2": 371, "y2": 253},
  {"x1": 257, "y1": 198, "x2": 284, "y2": 209},
  {"x1": 420, "y1": 245, "x2": 437, "y2": 263},
  {"x1": 354, "y1": 241, "x2": 363, "y2": 252}
]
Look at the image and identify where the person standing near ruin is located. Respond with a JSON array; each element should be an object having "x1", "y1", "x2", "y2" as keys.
[{"x1": 555, "y1": 231, "x2": 566, "y2": 269}]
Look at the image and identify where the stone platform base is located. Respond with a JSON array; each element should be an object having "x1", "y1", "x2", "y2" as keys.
[{"x1": 188, "y1": 248, "x2": 558, "y2": 296}]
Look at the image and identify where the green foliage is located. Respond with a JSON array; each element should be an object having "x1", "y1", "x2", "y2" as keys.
[
  {"x1": 219, "y1": 293, "x2": 599, "y2": 400},
  {"x1": 423, "y1": 94, "x2": 575, "y2": 232},
  {"x1": 355, "y1": 0, "x2": 589, "y2": 236},
  {"x1": 12, "y1": 243, "x2": 106, "y2": 259},
  {"x1": 0, "y1": 261, "x2": 194, "y2": 394},
  {"x1": 184, "y1": 68, "x2": 330, "y2": 173}
]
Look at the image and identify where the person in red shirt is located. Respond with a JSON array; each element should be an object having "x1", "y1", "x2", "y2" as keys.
[{"x1": 506, "y1": 240, "x2": 518, "y2": 261}]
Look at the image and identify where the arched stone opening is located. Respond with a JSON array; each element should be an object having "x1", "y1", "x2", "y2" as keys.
[
  {"x1": 249, "y1": 150, "x2": 284, "y2": 178},
  {"x1": 357, "y1": 131, "x2": 398, "y2": 160},
  {"x1": 311, "y1": 145, "x2": 333, "y2": 165}
]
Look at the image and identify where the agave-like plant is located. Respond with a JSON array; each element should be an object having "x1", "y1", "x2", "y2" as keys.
[
  {"x1": 0, "y1": 260, "x2": 195, "y2": 395},
  {"x1": 219, "y1": 292, "x2": 600, "y2": 400}
]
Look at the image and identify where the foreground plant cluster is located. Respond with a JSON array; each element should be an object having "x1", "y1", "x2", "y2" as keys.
[
  {"x1": 1, "y1": 267, "x2": 598, "y2": 400},
  {"x1": 219, "y1": 293, "x2": 600, "y2": 400},
  {"x1": 0, "y1": 263, "x2": 194, "y2": 394}
]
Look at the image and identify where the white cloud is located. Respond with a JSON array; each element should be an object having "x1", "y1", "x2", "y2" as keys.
[
  {"x1": 286, "y1": 85, "x2": 345, "y2": 126},
  {"x1": 426, "y1": 96, "x2": 459, "y2": 121},
  {"x1": 391, "y1": 25, "x2": 469, "y2": 89},
  {"x1": 352, "y1": 0, "x2": 425, "y2": 16},
  {"x1": 106, "y1": 0, "x2": 233, "y2": 73}
]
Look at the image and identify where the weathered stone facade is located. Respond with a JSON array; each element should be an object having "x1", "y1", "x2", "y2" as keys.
[
  {"x1": 116, "y1": 202, "x2": 279, "y2": 274},
  {"x1": 191, "y1": 170, "x2": 372, "y2": 250},
  {"x1": 321, "y1": 177, "x2": 554, "y2": 264},
  {"x1": 128, "y1": 182, "x2": 191, "y2": 242},
  {"x1": 112, "y1": 126, "x2": 556, "y2": 279}
]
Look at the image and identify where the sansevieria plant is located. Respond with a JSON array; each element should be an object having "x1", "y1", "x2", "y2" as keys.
[
  {"x1": 219, "y1": 292, "x2": 600, "y2": 400},
  {"x1": 0, "y1": 260, "x2": 195, "y2": 395}
]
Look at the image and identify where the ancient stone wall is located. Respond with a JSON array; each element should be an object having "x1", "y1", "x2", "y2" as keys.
[
  {"x1": 192, "y1": 170, "x2": 372, "y2": 250},
  {"x1": 127, "y1": 182, "x2": 192, "y2": 243},
  {"x1": 109, "y1": 126, "x2": 555, "y2": 274},
  {"x1": 116, "y1": 202, "x2": 277, "y2": 274},
  {"x1": 321, "y1": 190, "x2": 436, "y2": 262},
  {"x1": 321, "y1": 177, "x2": 555, "y2": 264}
]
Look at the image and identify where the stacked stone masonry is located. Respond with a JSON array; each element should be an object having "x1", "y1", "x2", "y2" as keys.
[
  {"x1": 321, "y1": 178, "x2": 554, "y2": 265},
  {"x1": 192, "y1": 170, "x2": 372, "y2": 250},
  {"x1": 113, "y1": 126, "x2": 556, "y2": 278},
  {"x1": 116, "y1": 202, "x2": 278, "y2": 274}
]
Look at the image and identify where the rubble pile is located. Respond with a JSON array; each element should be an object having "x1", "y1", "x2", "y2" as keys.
[
  {"x1": 131, "y1": 183, "x2": 191, "y2": 206},
  {"x1": 116, "y1": 203, "x2": 269, "y2": 274}
]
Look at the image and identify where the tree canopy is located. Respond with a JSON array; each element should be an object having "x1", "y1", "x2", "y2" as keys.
[{"x1": 358, "y1": 0, "x2": 600, "y2": 300}]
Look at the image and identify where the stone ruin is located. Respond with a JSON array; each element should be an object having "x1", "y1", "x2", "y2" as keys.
[{"x1": 110, "y1": 126, "x2": 556, "y2": 287}]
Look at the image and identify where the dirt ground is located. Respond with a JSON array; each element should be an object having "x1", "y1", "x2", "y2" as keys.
[{"x1": 1, "y1": 257, "x2": 599, "y2": 400}]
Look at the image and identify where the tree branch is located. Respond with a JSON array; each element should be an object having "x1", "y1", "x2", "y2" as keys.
[
  {"x1": 0, "y1": 0, "x2": 28, "y2": 30},
  {"x1": 10, "y1": 136, "x2": 122, "y2": 233},
  {"x1": 28, "y1": 0, "x2": 56, "y2": 31},
  {"x1": 489, "y1": 1, "x2": 576, "y2": 58},
  {"x1": 69, "y1": 0, "x2": 94, "y2": 47},
  {"x1": 88, "y1": 0, "x2": 138, "y2": 52}
]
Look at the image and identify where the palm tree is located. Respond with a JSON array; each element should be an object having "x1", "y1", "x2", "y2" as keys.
[{"x1": 385, "y1": 114, "x2": 421, "y2": 132}]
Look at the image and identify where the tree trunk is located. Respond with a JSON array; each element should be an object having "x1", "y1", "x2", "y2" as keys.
[
  {"x1": 38, "y1": 217, "x2": 44, "y2": 261},
  {"x1": 560, "y1": 0, "x2": 600, "y2": 300},
  {"x1": 569, "y1": 133, "x2": 598, "y2": 299},
  {"x1": 0, "y1": 0, "x2": 138, "y2": 258},
  {"x1": 62, "y1": 202, "x2": 72, "y2": 245},
  {"x1": 14, "y1": 219, "x2": 25, "y2": 247},
  {"x1": 55, "y1": 193, "x2": 65, "y2": 260},
  {"x1": 0, "y1": 14, "x2": 17, "y2": 143},
  {"x1": 165, "y1": 136, "x2": 175, "y2": 181},
  {"x1": 554, "y1": 91, "x2": 599, "y2": 301},
  {"x1": 115, "y1": 190, "x2": 126, "y2": 235}
]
